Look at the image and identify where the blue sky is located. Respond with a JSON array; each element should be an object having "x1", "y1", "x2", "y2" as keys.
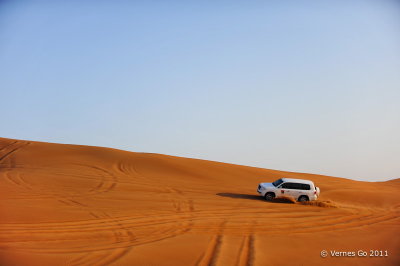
[{"x1": 1, "y1": 0, "x2": 399, "y2": 181}]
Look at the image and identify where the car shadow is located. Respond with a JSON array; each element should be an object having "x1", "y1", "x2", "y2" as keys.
[{"x1": 216, "y1": 193, "x2": 296, "y2": 204}]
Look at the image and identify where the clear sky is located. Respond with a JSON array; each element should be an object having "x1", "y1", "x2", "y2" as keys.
[{"x1": 1, "y1": 1, "x2": 399, "y2": 181}]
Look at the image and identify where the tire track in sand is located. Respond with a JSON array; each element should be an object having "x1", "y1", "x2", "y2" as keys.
[
  {"x1": 236, "y1": 235, "x2": 255, "y2": 266},
  {"x1": 196, "y1": 234, "x2": 255, "y2": 266},
  {"x1": 196, "y1": 235, "x2": 223, "y2": 266},
  {"x1": 0, "y1": 150, "x2": 133, "y2": 265},
  {"x1": 57, "y1": 199, "x2": 135, "y2": 266},
  {"x1": 196, "y1": 219, "x2": 227, "y2": 266},
  {"x1": 0, "y1": 140, "x2": 18, "y2": 153},
  {"x1": 2, "y1": 163, "x2": 119, "y2": 199},
  {"x1": 0, "y1": 141, "x2": 29, "y2": 164},
  {"x1": 1, "y1": 159, "x2": 196, "y2": 265}
]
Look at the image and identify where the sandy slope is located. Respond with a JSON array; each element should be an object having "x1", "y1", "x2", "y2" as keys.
[{"x1": 0, "y1": 138, "x2": 399, "y2": 266}]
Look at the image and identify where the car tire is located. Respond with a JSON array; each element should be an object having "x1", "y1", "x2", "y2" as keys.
[
  {"x1": 264, "y1": 192, "x2": 275, "y2": 201},
  {"x1": 298, "y1": 195, "x2": 309, "y2": 202}
]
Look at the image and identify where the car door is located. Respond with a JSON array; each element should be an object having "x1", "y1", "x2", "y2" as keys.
[
  {"x1": 291, "y1": 183, "x2": 305, "y2": 199},
  {"x1": 292, "y1": 183, "x2": 312, "y2": 199},
  {"x1": 280, "y1": 182, "x2": 297, "y2": 198}
]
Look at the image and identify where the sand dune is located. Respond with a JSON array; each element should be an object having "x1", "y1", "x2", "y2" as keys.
[{"x1": 0, "y1": 137, "x2": 399, "y2": 265}]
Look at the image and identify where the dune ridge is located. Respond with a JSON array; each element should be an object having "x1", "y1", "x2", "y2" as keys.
[{"x1": 0, "y1": 137, "x2": 399, "y2": 265}]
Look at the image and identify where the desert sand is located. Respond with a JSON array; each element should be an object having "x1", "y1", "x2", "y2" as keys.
[{"x1": 0, "y1": 137, "x2": 399, "y2": 266}]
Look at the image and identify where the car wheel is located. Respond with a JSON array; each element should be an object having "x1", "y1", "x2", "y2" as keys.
[
  {"x1": 264, "y1": 192, "x2": 275, "y2": 201},
  {"x1": 298, "y1": 195, "x2": 309, "y2": 202}
]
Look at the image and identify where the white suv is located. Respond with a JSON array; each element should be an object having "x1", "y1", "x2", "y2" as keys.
[{"x1": 257, "y1": 178, "x2": 320, "y2": 202}]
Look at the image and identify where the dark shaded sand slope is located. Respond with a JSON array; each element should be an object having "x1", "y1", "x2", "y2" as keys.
[{"x1": 0, "y1": 138, "x2": 399, "y2": 265}]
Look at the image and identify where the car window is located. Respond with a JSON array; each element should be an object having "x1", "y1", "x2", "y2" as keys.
[
  {"x1": 292, "y1": 183, "x2": 301, "y2": 189},
  {"x1": 282, "y1": 182, "x2": 311, "y2": 190},
  {"x1": 272, "y1": 179, "x2": 284, "y2": 187},
  {"x1": 281, "y1": 182, "x2": 295, "y2": 189},
  {"x1": 291, "y1": 183, "x2": 311, "y2": 190}
]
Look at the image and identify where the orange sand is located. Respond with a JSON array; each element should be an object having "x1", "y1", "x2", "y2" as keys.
[{"x1": 0, "y1": 137, "x2": 399, "y2": 265}]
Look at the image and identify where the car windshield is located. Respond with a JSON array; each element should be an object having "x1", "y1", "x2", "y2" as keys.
[{"x1": 272, "y1": 178, "x2": 283, "y2": 187}]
